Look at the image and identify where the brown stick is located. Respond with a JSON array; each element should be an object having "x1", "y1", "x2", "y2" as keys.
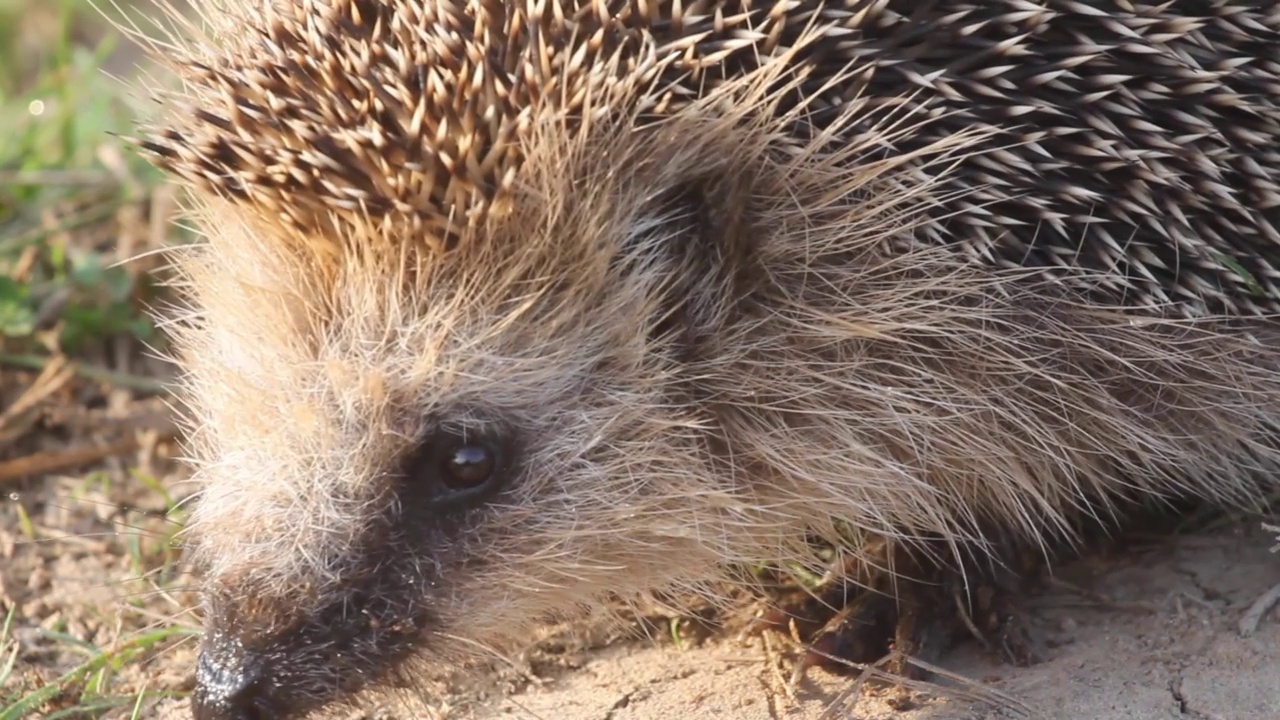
[{"x1": 0, "y1": 438, "x2": 144, "y2": 484}]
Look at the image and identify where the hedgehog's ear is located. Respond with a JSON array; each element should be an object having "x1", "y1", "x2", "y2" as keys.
[{"x1": 627, "y1": 176, "x2": 759, "y2": 357}]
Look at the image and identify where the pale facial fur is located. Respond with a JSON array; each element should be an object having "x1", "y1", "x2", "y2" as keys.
[{"x1": 128, "y1": 1, "x2": 1280, "y2": 718}]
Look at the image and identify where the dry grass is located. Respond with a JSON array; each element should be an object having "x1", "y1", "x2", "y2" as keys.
[{"x1": 0, "y1": 1, "x2": 201, "y2": 717}]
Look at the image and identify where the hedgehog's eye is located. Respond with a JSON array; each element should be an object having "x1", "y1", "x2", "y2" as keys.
[
  {"x1": 441, "y1": 442, "x2": 496, "y2": 489},
  {"x1": 401, "y1": 429, "x2": 511, "y2": 511}
]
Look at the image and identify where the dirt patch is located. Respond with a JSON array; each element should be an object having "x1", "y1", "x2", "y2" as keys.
[
  {"x1": 1, "y1": 392, "x2": 200, "y2": 719},
  {"x1": 414, "y1": 526, "x2": 1280, "y2": 720},
  {"x1": 22, "y1": 509, "x2": 1272, "y2": 720}
]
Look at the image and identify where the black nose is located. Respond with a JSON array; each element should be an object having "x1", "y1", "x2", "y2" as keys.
[{"x1": 191, "y1": 642, "x2": 270, "y2": 720}]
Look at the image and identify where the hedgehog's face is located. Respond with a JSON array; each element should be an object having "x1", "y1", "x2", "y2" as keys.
[{"x1": 178, "y1": 143, "x2": 770, "y2": 718}]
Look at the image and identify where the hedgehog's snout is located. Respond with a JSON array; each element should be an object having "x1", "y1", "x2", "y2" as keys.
[
  {"x1": 191, "y1": 634, "x2": 271, "y2": 720},
  {"x1": 188, "y1": 593, "x2": 421, "y2": 720}
]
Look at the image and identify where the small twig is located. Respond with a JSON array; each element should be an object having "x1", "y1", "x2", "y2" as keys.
[
  {"x1": 816, "y1": 654, "x2": 887, "y2": 720},
  {"x1": 0, "y1": 437, "x2": 152, "y2": 484},
  {"x1": 758, "y1": 628, "x2": 792, "y2": 716},
  {"x1": 1237, "y1": 583, "x2": 1280, "y2": 638},
  {"x1": 899, "y1": 655, "x2": 1034, "y2": 716},
  {"x1": 0, "y1": 197, "x2": 133, "y2": 254},
  {"x1": 0, "y1": 353, "x2": 168, "y2": 394},
  {"x1": 0, "y1": 169, "x2": 118, "y2": 186},
  {"x1": 0, "y1": 355, "x2": 76, "y2": 429}
]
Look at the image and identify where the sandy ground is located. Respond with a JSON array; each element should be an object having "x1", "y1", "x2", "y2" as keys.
[
  {"x1": 430, "y1": 525, "x2": 1280, "y2": 720},
  {"x1": 60, "y1": 519, "x2": 1272, "y2": 720}
]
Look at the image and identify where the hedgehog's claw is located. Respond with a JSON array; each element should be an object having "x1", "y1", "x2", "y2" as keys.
[
  {"x1": 755, "y1": 538, "x2": 1045, "y2": 684},
  {"x1": 954, "y1": 575, "x2": 1042, "y2": 669}
]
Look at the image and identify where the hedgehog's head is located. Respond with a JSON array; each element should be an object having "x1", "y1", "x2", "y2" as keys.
[
  {"x1": 133, "y1": 1, "x2": 975, "y2": 717},
  {"x1": 139, "y1": 4, "x2": 795, "y2": 718},
  {"x1": 168, "y1": 111, "x2": 808, "y2": 718}
]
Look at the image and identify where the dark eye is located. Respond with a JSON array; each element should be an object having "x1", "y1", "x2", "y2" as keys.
[
  {"x1": 400, "y1": 427, "x2": 513, "y2": 511},
  {"x1": 441, "y1": 442, "x2": 496, "y2": 489}
]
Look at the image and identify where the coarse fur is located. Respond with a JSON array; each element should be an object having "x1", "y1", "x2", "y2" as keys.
[{"x1": 118, "y1": 0, "x2": 1280, "y2": 717}]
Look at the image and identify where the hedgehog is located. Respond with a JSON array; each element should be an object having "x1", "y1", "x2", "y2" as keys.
[{"x1": 121, "y1": 0, "x2": 1280, "y2": 718}]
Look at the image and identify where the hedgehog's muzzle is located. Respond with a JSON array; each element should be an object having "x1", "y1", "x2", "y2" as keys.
[
  {"x1": 191, "y1": 637, "x2": 269, "y2": 720},
  {"x1": 189, "y1": 562, "x2": 435, "y2": 720},
  {"x1": 189, "y1": 621, "x2": 336, "y2": 720},
  {"x1": 188, "y1": 426, "x2": 513, "y2": 718}
]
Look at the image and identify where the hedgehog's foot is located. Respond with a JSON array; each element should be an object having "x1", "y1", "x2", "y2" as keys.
[{"x1": 753, "y1": 537, "x2": 1044, "y2": 683}]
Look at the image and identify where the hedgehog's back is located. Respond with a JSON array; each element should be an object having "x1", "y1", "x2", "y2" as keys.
[
  {"x1": 804, "y1": 1, "x2": 1280, "y2": 318},
  {"x1": 142, "y1": 1, "x2": 1280, "y2": 320}
]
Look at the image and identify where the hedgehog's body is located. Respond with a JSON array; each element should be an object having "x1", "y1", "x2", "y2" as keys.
[{"x1": 135, "y1": 1, "x2": 1280, "y2": 718}]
